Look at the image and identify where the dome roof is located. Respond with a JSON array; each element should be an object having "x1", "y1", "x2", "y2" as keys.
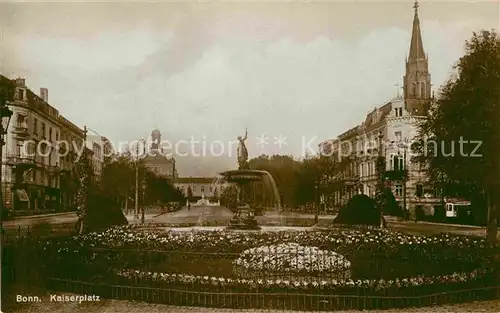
[{"x1": 151, "y1": 129, "x2": 161, "y2": 136}]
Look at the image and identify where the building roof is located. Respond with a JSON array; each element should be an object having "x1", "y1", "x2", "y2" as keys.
[
  {"x1": 338, "y1": 126, "x2": 360, "y2": 140},
  {"x1": 363, "y1": 102, "x2": 393, "y2": 130},
  {"x1": 174, "y1": 177, "x2": 215, "y2": 184},
  {"x1": 59, "y1": 115, "x2": 85, "y2": 136}
]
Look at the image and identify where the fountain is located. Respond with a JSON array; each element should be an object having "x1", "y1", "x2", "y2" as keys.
[{"x1": 215, "y1": 129, "x2": 281, "y2": 230}]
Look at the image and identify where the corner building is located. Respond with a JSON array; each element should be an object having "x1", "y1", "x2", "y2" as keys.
[{"x1": 319, "y1": 1, "x2": 440, "y2": 216}]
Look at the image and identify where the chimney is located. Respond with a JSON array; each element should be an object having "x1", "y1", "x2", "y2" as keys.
[
  {"x1": 40, "y1": 88, "x2": 48, "y2": 102},
  {"x1": 15, "y1": 78, "x2": 25, "y2": 86}
]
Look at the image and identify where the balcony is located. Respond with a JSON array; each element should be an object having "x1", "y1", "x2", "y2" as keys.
[
  {"x1": 385, "y1": 169, "x2": 408, "y2": 181},
  {"x1": 43, "y1": 163, "x2": 60, "y2": 175},
  {"x1": 5, "y1": 154, "x2": 36, "y2": 171},
  {"x1": 11, "y1": 122, "x2": 29, "y2": 138}
]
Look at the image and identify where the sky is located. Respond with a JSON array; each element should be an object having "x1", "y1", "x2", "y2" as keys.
[{"x1": 0, "y1": 1, "x2": 498, "y2": 176}]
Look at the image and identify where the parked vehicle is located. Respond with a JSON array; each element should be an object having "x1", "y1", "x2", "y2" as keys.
[{"x1": 445, "y1": 200, "x2": 472, "y2": 218}]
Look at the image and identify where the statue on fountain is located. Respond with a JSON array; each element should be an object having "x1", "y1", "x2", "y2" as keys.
[
  {"x1": 215, "y1": 128, "x2": 280, "y2": 230},
  {"x1": 237, "y1": 128, "x2": 248, "y2": 170}
]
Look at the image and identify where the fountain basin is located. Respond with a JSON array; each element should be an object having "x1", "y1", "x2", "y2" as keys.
[
  {"x1": 220, "y1": 169, "x2": 271, "y2": 183},
  {"x1": 216, "y1": 169, "x2": 280, "y2": 230}
]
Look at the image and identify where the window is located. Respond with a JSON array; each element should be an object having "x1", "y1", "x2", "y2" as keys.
[
  {"x1": 395, "y1": 185, "x2": 403, "y2": 197},
  {"x1": 17, "y1": 88, "x2": 24, "y2": 101},
  {"x1": 193, "y1": 186, "x2": 196, "y2": 192},
  {"x1": 394, "y1": 107, "x2": 403, "y2": 117},
  {"x1": 394, "y1": 131, "x2": 402, "y2": 142},
  {"x1": 416, "y1": 184, "x2": 423, "y2": 197},
  {"x1": 209, "y1": 187, "x2": 213, "y2": 192},
  {"x1": 49, "y1": 127, "x2": 52, "y2": 141},
  {"x1": 15, "y1": 142, "x2": 21, "y2": 156},
  {"x1": 392, "y1": 155, "x2": 398, "y2": 171},
  {"x1": 421, "y1": 83, "x2": 425, "y2": 98},
  {"x1": 398, "y1": 155, "x2": 405, "y2": 171},
  {"x1": 391, "y1": 155, "x2": 405, "y2": 171},
  {"x1": 33, "y1": 118, "x2": 38, "y2": 135},
  {"x1": 201, "y1": 186, "x2": 205, "y2": 193},
  {"x1": 16, "y1": 114, "x2": 27, "y2": 128},
  {"x1": 41, "y1": 122, "x2": 46, "y2": 139}
]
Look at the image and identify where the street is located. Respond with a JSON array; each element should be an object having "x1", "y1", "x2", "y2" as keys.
[{"x1": 2, "y1": 207, "x2": 497, "y2": 239}]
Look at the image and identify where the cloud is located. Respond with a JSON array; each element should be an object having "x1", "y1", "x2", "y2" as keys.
[
  {"x1": 12, "y1": 26, "x2": 173, "y2": 73},
  {"x1": 1, "y1": 3, "x2": 494, "y2": 176}
]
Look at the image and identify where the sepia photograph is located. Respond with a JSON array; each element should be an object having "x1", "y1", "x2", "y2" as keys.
[{"x1": 0, "y1": 0, "x2": 500, "y2": 312}]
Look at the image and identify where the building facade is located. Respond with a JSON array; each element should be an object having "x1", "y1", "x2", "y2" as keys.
[
  {"x1": 85, "y1": 132, "x2": 115, "y2": 182},
  {"x1": 2, "y1": 77, "x2": 63, "y2": 213},
  {"x1": 319, "y1": 1, "x2": 440, "y2": 215},
  {"x1": 1, "y1": 75, "x2": 111, "y2": 214},
  {"x1": 174, "y1": 177, "x2": 217, "y2": 200}
]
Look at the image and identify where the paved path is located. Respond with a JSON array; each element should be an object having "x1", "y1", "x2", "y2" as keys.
[
  {"x1": 2, "y1": 206, "x2": 498, "y2": 239},
  {"x1": 4, "y1": 295, "x2": 500, "y2": 313},
  {"x1": 3, "y1": 212, "x2": 78, "y2": 227}
]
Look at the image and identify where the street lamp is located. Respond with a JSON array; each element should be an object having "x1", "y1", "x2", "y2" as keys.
[
  {"x1": 133, "y1": 139, "x2": 146, "y2": 222},
  {"x1": 396, "y1": 141, "x2": 409, "y2": 219}
]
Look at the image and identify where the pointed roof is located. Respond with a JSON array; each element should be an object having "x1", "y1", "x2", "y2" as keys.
[{"x1": 408, "y1": 0, "x2": 426, "y2": 60}]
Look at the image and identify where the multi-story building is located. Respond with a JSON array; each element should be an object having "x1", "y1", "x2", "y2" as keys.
[
  {"x1": 1, "y1": 75, "x2": 114, "y2": 214},
  {"x1": 319, "y1": 1, "x2": 439, "y2": 215},
  {"x1": 101, "y1": 136, "x2": 114, "y2": 163},
  {"x1": 142, "y1": 129, "x2": 177, "y2": 179},
  {"x1": 174, "y1": 177, "x2": 217, "y2": 200},
  {"x1": 1, "y1": 77, "x2": 62, "y2": 213}
]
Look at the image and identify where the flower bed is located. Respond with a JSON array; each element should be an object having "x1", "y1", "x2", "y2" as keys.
[
  {"x1": 115, "y1": 267, "x2": 492, "y2": 295},
  {"x1": 45, "y1": 224, "x2": 499, "y2": 302},
  {"x1": 233, "y1": 243, "x2": 352, "y2": 281}
]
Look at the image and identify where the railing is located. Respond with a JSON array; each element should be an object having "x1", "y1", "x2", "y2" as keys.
[
  {"x1": 2, "y1": 233, "x2": 499, "y2": 311},
  {"x1": 11, "y1": 123, "x2": 28, "y2": 134},
  {"x1": 385, "y1": 170, "x2": 408, "y2": 181},
  {"x1": 42, "y1": 163, "x2": 60, "y2": 174},
  {"x1": 5, "y1": 154, "x2": 36, "y2": 166}
]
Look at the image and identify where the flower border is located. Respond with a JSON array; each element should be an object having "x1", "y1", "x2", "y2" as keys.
[{"x1": 116, "y1": 267, "x2": 490, "y2": 291}]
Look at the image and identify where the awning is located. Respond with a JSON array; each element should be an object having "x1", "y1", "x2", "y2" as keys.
[{"x1": 15, "y1": 189, "x2": 30, "y2": 202}]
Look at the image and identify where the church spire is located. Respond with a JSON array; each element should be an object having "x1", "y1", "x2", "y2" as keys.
[
  {"x1": 408, "y1": 0, "x2": 426, "y2": 61},
  {"x1": 403, "y1": 0, "x2": 431, "y2": 116}
]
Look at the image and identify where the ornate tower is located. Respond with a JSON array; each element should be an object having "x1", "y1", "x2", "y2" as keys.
[
  {"x1": 403, "y1": 0, "x2": 432, "y2": 116},
  {"x1": 151, "y1": 129, "x2": 161, "y2": 152}
]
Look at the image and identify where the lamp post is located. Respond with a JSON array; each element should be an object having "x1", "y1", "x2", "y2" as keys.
[
  {"x1": 0, "y1": 86, "x2": 13, "y2": 295},
  {"x1": 314, "y1": 182, "x2": 319, "y2": 224},
  {"x1": 134, "y1": 139, "x2": 146, "y2": 222},
  {"x1": 0, "y1": 87, "x2": 13, "y2": 238},
  {"x1": 397, "y1": 142, "x2": 409, "y2": 219}
]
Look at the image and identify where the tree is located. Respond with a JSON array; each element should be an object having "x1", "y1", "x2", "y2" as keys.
[
  {"x1": 380, "y1": 187, "x2": 404, "y2": 217},
  {"x1": 74, "y1": 150, "x2": 92, "y2": 234},
  {"x1": 374, "y1": 156, "x2": 386, "y2": 213},
  {"x1": 100, "y1": 153, "x2": 135, "y2": 210},
  {"x1": 412, "y1": 30, "x2": 500, "y2": 242},
  {"x1": 143, "y1": 171, "x2": 184, "y2": 204},
  {"x1": 74, "y1": 149, "x2": 128, "y2": 234},
  {"x1": 249, "y1": 154, "x2": 302, "y2": 207},
  {"x1": 334, "y1": 194, "x2": 382, "y2": 227}
]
